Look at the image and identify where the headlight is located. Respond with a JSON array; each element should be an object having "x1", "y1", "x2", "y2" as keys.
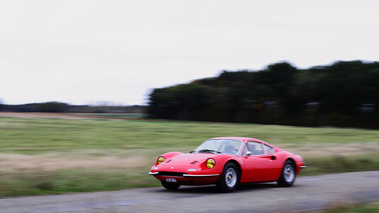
[
  {"x1": 206, "y1": 158, "x2": 215, "y2": 169},
  {"x1": 157, "y1": 156, "x2": 165, "y2": 165}
]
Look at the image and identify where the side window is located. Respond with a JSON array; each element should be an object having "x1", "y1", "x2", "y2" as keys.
[
  {"x1": 263, "y1": 144, "x2": 274, "y2": 155},
  {"x1": 243, "y1": 142, "x2": 264, "y2": 156}
]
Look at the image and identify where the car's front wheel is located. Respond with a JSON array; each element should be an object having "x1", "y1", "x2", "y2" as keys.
[
  {"x1": 277, "y1": 160, "x2": 296, "y2": 187},
  {"x1": 161, "y1": 181, "x2": 180, "y2": 190},
  {"x1": 216, "y1": 162, "x2": 239, "y2": 192}
]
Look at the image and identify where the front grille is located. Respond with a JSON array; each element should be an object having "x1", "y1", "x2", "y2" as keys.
[{"x1": 158, "y1": 172, "x2": 184, "y2": 177}]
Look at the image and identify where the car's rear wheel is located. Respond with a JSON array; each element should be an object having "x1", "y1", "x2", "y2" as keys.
[
  {"x1": 161, "y1": 181, "x2": 180, "y2": 190},
  {"x1": 216, "y1": 162, "x2": 239, "y2": 192},
  {"x1": 277, "y1": 160, "x2": 296, "y2": 187}
]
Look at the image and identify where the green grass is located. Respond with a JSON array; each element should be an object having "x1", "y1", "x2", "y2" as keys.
[
  {"x1": 0, "y1": 116, "x2": 378, "y2": 197},
  {"x1": 0, "y1": 168, "x2": 155, "y2": 197},
  {"x1": 302, "y1": 155, "x2": 379, "y2": 176},
  {"x1": 1, "y1": 117, "x2": 378, "y2": 153},
  {"x1": 319, "y1": 201, "x2": 379, "y2": 213}
]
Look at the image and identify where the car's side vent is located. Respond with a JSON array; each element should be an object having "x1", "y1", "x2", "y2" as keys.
[
  {"x1": 190, "y1": 161, "x2": 198, "y2": 164},
  {"x1": 165, "y1": 159, "x2": 172, "y2": 163}
]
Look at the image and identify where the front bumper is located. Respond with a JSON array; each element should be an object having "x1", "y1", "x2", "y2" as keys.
[
  {"x1": 148, "y1": 171, "x2": 220, "y2": 185},
  {"x1": 183, "y1": 174, "x2": 219, "y2": 177},
  {"x1": 148, "y1": 172, "x2": 219, "y2": 177}
]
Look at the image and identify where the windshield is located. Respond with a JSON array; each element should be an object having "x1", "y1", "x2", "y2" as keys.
[{"x1": 193, "y1": 139, "x2": 242, "y2": 155}]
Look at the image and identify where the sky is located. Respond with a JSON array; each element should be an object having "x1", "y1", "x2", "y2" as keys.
[{"x1": 1, "y1": 0, "x2": 378, "y2": 106}]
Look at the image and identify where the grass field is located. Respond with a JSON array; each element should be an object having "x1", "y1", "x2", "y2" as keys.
[
  {"x1": 319, "y1": 201, "x2": 379, "y2": 213},
  {"x1": 0, "y1": 113, "x2": 379, "y2": 197}
]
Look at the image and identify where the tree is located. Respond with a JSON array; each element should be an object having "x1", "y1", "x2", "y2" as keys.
[
  {"x1": 0, "y1": 98, "x2": 4, "y2": 111},
  {"x1": 147, "y1": 60, "x2": 379, "y2": 128},
  {"x1": 38, "y1": 102, "x2": 69, "y2": 112}
]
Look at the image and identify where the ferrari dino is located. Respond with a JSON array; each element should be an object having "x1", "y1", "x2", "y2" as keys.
[{"x1": 149, "y1": 137, "x2": 306, "y2": 192}]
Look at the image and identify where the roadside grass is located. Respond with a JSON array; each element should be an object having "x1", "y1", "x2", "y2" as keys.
[
  {"x1": 0, "y1": 115, "x2": 378, "y2": 197},
  {"x1": 0, "y1": 168, "x2": 155, "y2": 197},
  {"x1": 1, "y1": 155, "x2": 379, "y2": 198},
  {"x1": 317, "y1": 201, "x2": 379, "y2": 213},
  {"x1": 302, "y1": 154, "x2": 379, "y2": 176}
]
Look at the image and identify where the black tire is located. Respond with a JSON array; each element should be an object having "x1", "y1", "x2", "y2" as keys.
[
  {"x1": 216, "y1": 162, "x2": 240, "y2": 192},
  {"x1": 277, "y1": 160, "x2": 296, "y2": 187},
  {"x1": 161, "y1": 181, "x2": 180, "y2": 190}
]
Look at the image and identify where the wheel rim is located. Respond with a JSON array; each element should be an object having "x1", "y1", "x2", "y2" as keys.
[
  {"x1": 225, "y1": 167, "x2": 237, "y2": 187},
  {"x1": 284, "y1": 164, "x2": 295, "y2": 183}
]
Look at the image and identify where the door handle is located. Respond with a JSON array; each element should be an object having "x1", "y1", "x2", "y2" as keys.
[{"x1": 259, "y1": 155, "x2": 276, "y2": 160}]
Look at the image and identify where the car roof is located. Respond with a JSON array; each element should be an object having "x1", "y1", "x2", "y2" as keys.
[{"x1": 210, "y1": 137, "x2": 263, "y2": 142}]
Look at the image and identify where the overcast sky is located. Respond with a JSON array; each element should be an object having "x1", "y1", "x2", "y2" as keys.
[{"x1": 1, "y1": 0, "x2": 378, "y2": 106}]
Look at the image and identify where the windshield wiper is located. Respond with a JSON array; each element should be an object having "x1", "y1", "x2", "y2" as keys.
[{"x1": 197, "y1": 149, "x2": 221, "y2": 154}]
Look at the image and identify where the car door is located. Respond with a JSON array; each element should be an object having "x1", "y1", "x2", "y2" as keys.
[
  {"x1": 260, "y1": 143, "x2": 282, "y2": 180},
  {"x1": 240, "y1": 141, "x2": 279, "y2": 181}
]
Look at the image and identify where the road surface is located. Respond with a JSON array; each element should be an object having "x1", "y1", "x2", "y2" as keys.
[{"x1": 1, "y1": 171, "x2": 379, "y2": 213}]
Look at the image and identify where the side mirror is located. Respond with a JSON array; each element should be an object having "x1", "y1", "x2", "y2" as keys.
[{"x1": 246, "y1": 151, "x2": 252, "y2": 156}]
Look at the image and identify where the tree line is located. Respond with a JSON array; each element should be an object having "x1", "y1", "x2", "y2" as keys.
[
  {"x1": 0, "y1": 102, "x2": 146, "y2": 113},
  {"x1": 147, "y1": 60, "x2": 379, "y2": 129}
]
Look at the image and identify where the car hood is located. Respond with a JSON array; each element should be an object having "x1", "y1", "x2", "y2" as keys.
[{"x1": 163, "y1": 153, "x2": 216, "y2": 166}]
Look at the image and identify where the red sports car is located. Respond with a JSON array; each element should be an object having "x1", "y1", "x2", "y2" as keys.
[{"x1": 149, "y1": 137, "x2": 306, "y2": 192}]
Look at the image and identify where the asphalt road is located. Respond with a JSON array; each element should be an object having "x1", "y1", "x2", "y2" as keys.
[{"x1": 1, "y1": 171, "x2": 379, "y2": 213}]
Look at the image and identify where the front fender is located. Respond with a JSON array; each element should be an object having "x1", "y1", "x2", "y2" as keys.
[{"x1": 153, "y1": 152, "x2": 183, "y2": 166}]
